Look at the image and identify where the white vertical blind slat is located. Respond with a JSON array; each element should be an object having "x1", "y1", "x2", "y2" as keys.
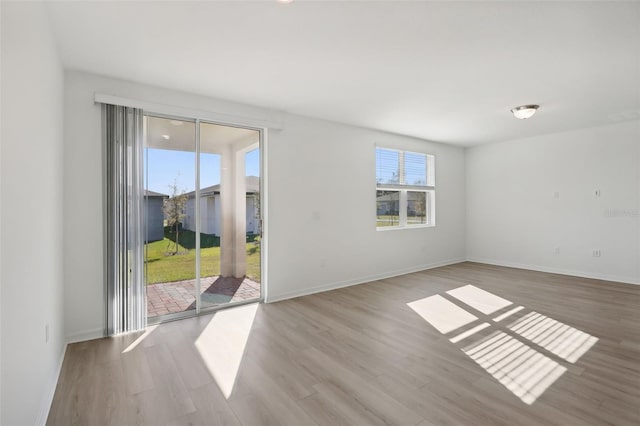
[{"x1": 104, "y1": 104, "x2": 146, "y2": 335}]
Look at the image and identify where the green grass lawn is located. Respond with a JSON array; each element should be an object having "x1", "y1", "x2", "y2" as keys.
[
  {"x1": 376, "y1": 215, "x2": 400, "y2": 227},
  {"x1": 145, "y1": 230, "x2": 260, "y2": 284},
  {"x1": 376, "y1": 215, "x2": 426, "y2": 227}
]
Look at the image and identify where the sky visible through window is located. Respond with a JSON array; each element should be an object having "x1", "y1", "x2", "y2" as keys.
[{"x1": 146, "y1": 148, "x2": 260, "y2": 195}]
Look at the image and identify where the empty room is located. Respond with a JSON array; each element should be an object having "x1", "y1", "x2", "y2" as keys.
[{"x1": 1, "y1": 1, "x2": 639, "y2": 425}]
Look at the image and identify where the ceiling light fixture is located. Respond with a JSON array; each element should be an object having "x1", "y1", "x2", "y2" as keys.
[
  {"x1": 276, "y1": 0, "x2": 294, "y2": 3},
  {"x1": 161, "y1": 134, "x2": 170, "y2": 140},
  {"x1": 170, "y1": 120, "x2": 184, "y2": 126},
  {"x1": 511, "y1": 104, "x2": 539, "y2": 120}
]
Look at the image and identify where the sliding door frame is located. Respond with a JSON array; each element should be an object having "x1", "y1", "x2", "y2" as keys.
[{"x1": 144, "y1": 111, "x2": 266, "y2": 324}]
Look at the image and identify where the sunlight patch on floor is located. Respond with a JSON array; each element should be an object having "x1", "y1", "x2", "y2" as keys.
[
  {"x1": 463, "y1": 331, "x2": 567, "y2": 405},
  {"x1": 450, "y1": 322, "x2": 490, "y2": 343},
  {"x1": 407, "y1": 294, "x2": 478, "y2": 334},
  {"x1": 447, "y1": 284, "x2": 513, "y2": 315},
  {"x1": 123, "y1": 325, "x2": 158, "y2": 353},
  {"x1": 493, "y1": 306, "x2": 525, "y2": 322},
  {"x1": 509, "y1": 312, "x2": 599, "y2": 363},
  {"x1": 408, "y1": 285, "x2": 598, "y2": 405},
  {"x1": 195, "y1": 303, "x2": 259, "y2": 398}
]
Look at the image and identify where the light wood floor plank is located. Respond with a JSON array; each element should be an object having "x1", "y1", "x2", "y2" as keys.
[{"x1": 48, "y1": 262, "x2": 640, "y2": 425}]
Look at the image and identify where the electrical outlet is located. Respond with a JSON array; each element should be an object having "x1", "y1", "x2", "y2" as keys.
[
  {"x1": 592, "y1": 249, "x2": 601, "y2": 257},
  {"x1": 45, "y1": 324, "x2": 49, "y2": 343}
]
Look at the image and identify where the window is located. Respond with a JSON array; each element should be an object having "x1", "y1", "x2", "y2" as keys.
[{"x1": 376, "y1": 147, "x2": 435, "y2": 229}]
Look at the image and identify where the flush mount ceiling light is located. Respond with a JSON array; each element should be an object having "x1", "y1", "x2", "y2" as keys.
[
  {"x1": 511, "y1": 104, "x2": 539, "y2": 120},
  {"x1": 276, "y1": 0, "x2": 294, "y2": 3},
  {"x1": 161, "y1": 134, "x2": 170, "y2": 140}
]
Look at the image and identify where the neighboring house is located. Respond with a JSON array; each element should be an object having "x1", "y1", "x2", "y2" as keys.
[
  {"x1": 145, "y1": 190, "x2": 168, "y2": 242},
  {"x1": 376, "y1": 192, "x2": 400, "y2": 216},
  {"x1": 376, "y1": 191, "x2": 427, "y2": 218},
  {"x1": 183, "y1": 176, "x2": 260, "y2": 236}
]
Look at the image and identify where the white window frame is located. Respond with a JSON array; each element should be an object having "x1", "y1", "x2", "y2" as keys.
[{"x1": 376, "y1": 147, "x2": 435, "y2": 230}]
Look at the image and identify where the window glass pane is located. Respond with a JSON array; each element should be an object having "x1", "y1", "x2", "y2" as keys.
[
  {"x1": 407, "y1": 191, "x2": 427, "y2": 225},
  {"x1": 404, "y1": 151, "x2": 427, "y2": 186},
  {"x1": 376, "y1": 190, "x2": 400, "y2": 227},
  {"x1": 376, "y1": 148, "x2": 400, "y2": 184}
]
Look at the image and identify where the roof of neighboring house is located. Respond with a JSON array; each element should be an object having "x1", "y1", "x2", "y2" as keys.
[
  {"x1": 145, "y1": 190, "x2": 169, "y2": 198},
  {"x1": 184, "y1": 176, "x2": 259, "y2": 198}
]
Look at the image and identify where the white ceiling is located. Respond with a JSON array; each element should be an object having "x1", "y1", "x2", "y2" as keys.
[{"x1": 46, "y1": 1, "x2": 640, "y2": 146}]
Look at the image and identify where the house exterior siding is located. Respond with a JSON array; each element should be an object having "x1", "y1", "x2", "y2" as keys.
[
  {"x1": 145, "y1": 196, "x2": 166, "y2": 242},
  {"x1": 183, "y1": 194, "x2": 258, "y2": 236}
]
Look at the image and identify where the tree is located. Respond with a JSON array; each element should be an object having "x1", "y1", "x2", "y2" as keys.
[
  {"x1": 414, "y1": 192, "x2": 427, "y2": 224},
  {"x1": 164, "y1": 179, "x2": 188, "y2": 254}
]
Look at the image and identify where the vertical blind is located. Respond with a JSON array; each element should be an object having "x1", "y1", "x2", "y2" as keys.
[{"x1": 103, "y1": 104, "x2": 146, "y2": 335}]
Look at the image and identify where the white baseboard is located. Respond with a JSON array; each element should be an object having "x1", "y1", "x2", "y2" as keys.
[
  {"x1": 34, "y1": 343, "x2": 67, "y2": 426},
  {"x1": 466, "y1": 257, "x2": 640, "y2": 286},
  {"x1": 35, "y1": 329, "x2": 105, "y2": 424},
  {"x1": 65, "y1": 327, "x2": 105, "y2": 344},
  {"x1": 265, "y1": 258, "x2": 466, "y2": 303}
]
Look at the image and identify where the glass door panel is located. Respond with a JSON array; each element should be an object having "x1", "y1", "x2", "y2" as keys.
[
  {"x1": 144, "y1": 116, "x2": 197, "y2": 319},
  {"x1": 144, "y1": 115, "x2": 262, "y2": 321},
  {"x1": 197, "y1": 148, "x2": 223, "y2": 308},
  {"x1": 245, "y1": 148, "x2": 261, "y2": 287},
  {"x1": 199, "y1": 122, "x2": 261, "y2": 310}
]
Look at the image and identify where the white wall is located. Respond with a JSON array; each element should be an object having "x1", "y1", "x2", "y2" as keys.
[
  {"x1": 466, "y1": 120, "x2": 640, "y2": 284},
  {"x1": 267, "y1": 115, "x2": 466, "y2": 300},
  {"x1": 1, "y1": 2, "x2": 66, "y2": 425},
  {"x1": 63, "y1": 71, "x2": 466, "y2": 339}
]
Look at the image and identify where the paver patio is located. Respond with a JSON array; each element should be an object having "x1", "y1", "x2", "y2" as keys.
[{"x1": 146, "y1": 275, "x2": 261, "y2": 317}]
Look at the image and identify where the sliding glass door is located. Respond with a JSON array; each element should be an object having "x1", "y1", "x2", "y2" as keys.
[{"x1": 144, "y1": 115, "x2": 262, "y2": 322}]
